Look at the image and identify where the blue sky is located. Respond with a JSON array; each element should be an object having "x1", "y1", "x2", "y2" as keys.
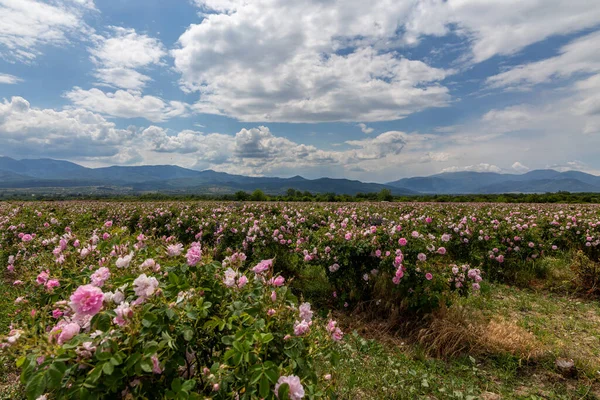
[{"x1": 1, "y1": 0, "x2": 600, "y2": 182}]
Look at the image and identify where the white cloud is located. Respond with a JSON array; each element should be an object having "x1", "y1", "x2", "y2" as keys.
[
  {"x1": 174, "y1": 42, "x2": 450, "y2": 122},
  {"x1": 512, "y1": 162, "x2": 529, "y2": 173},
  {"x1": 0, "y1": 73, "x2": 21, "y2": 84},
  {"x1": 173, "y1": 1, "x2": 452, "y2": 123},
  {"x1": 487, "y1": 31, "x2": 600, "y2": 90},
  {"x1": 4, "y1": 91, "x2": 600, "y2": 182},
  {"x1": 171, "y1": 0, "x2": 600, "y2": 124},
  {"x1": 545, "y1": 161, "x2": 600, "y2": 175},
  {"x1": 64, "y1": 88, "x2": 189, "y2": 122},
  {"x1": 89, "y1": 27, "x2": 166, "y2": 90},
  {"x1": 450, "y1": 0, "x2": 600, "y2": 63},
  {"x1": 0, "y1": 96, "x2": 131, "y2": 159},
  {"x1": 441, "y1": 164, "x2": 502, "y2": 173},
  {"x1": 92, "y1": 68, "x2": 152, "y2": 92},
  {"x1": 0, "y1": 0, "x2": 94, "y2": 62},
  {"x1": 358, "y1": 123, "x2": 374, "y2": 134}
]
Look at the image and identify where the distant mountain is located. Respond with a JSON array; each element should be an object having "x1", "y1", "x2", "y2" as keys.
[
  {"x1": 387, "y1": 169, "x2": 600, "y2": 194},
  {"x1": 0, "y1": 157, "x2": 415, "y2": 195},
  {"x1": 3, "y1": 157, "x2": 599, "y2": 195}
]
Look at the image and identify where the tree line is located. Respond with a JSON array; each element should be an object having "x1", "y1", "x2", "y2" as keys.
[{"x1": 3, "y1": 188, "x2": 600, "y2": 203}]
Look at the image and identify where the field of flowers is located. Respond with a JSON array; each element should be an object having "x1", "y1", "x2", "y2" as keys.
[{"x1": 1, "y1": 201, "x2": 600, "y2": 399}]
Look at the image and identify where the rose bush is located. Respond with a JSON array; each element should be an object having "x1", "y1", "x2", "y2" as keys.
[
  {"x1": 2, "y1": 201, "x2": 600, "y2": 397},
  {"x1": 1, "y1": 214, "x2": 341, "y2": 399}
]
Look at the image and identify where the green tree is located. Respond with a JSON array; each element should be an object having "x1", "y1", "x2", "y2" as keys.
[
  {"x1": 234, "y1": 191, "x2": 250, "y2": 201},
  {"x1": 250, "y1": 189, "x2": 268, "y2": 201},
  {"x1": 378, "y1": 188, "x2": 393, "y2": 201}
]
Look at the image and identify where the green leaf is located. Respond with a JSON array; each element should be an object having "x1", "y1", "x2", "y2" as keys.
[
  {"x1": 330, "y1": 351, "x2": 341, "y2": 367},
  {"x1": 86, "y1": 366, "x2": 103, "y2": 384},
  {"x1": 141, "y1": 358, "x2": 154, "y2": 373},
  {"x1": 259, "y1": 375, "x2": 270, "y2": 399},
  {"x1": 169, "y1": 272, "x2": 180, "y2": 285},
  {"x1": 278, "y1": 383, "x2": 290, "y2": 400},
  {"x1": 112, "y1": 352, "x2": 125, "y2": 365},
  {"x1": 142, "y1": 318, "x2": 154, "y2": 327},
  {"x1": 125, "y1": 352, "x2": 142, "y2": 370},
  {"x1": 181, "y1": 379, "x2": 195, "y2": 391},
  {"x1": 261, "y1": 333, "x2": 274, "y2": 343},
  {"x1": 183, "y1": 329, "x2": 193, "y2": 341},
  {"x1": 96, "y1": 351, "x2": 112, "y2": 361},
  {"x1": 102, "y1": 362, "x2": 114, "y2": 376},
  {"x1": 144, "y1": 312, "x2": 158, "y2": 322},
  {"x1": 264, "y1": 367, "x2": 279, "y2": 384},
  {"x1": 166, "y1": 308, "x2": 176, "y2": 320},
  {"x1": 46, "y1": 362, "x2": 66, "y2": 389},
  {"x1": 171, "y1": 378, "x2": 182, "y2": 392},
  {"x1": 221, "y1": 335, "x2": 234, "y2": 345},
  {"x1": 92, "y1": 312, "x2": 111, "y2": 332},
  {"x1": 25, "y1": 372, "x2": 46, "y2": 400},
  {"x1": 186, "y1": 311, "x2": 198, "y2": 320}
]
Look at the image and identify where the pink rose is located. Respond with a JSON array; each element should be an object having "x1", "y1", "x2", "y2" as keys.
[
  {"x1": 275, "y1": 375, "x2": 305, "y2": 400},
  {"x1": 57, "y1": 322, "x2": 80, "y2": 345},
  {"x1": 69, "y1": 285, "x2": 104, "y2": 316}
]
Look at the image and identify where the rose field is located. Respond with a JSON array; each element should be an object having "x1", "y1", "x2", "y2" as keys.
[{"x1": 1, "y1": 201, "x2": 600, "y2": 399}]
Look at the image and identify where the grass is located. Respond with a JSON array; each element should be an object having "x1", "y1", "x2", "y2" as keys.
[{"x1": 329, "y1": 281, "x2": 600, "y2": 399}]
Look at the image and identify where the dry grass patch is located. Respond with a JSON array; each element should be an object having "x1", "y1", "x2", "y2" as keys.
[{"x1": 417, "y1": 305, "x2": 545, "y2": 360}]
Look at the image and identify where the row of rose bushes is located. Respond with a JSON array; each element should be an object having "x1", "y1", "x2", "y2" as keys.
[
  {"x1": 4, "y1": 201, "x2": 599, "y2": 311},
  {"x1": 1, "y1": 225, "x2": 342, "y2": 399},
  {"x1": 97, "y1": 202, "x2": 597, "y2": 302},
  {"x1": 2, "y1": 201, "x2": 599, "y2": 398}
]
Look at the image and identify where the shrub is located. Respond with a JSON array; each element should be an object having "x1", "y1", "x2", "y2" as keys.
[{"x1": 1, "y1": 228, "x2": 341, "y2": 399}]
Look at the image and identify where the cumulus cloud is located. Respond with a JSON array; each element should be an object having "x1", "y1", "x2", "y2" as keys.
[
  {"x1": 172, "y1": 1, "x2": 453, "y2": 123},
  {"x1": 0, "y1": 95, "x2": 418, "y2": 176},
  {"x1": 173, "y1": 38, "x2": 450, "y2": 122},
  {"x1": 0, "y1": 73, "x2": 21, "y2": 84},
  {"x1": 0, "y1": 96, "x2": 131, "y2": 159},
  {"x1": 0, "y1": 0, "x2": 94, "y2": 62},
  {"x1": 64, "y1": 88, "x2": 189, "y2": 122},
  {"x1": 511, "y1": 162, "x2": 529, "y2": 173},
  {"x1": 89, "y1": 27, "x2": 166, "y2": 90}
]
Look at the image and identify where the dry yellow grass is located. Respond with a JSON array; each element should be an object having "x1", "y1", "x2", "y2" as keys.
[{"x1": 417, "y1": 305, "x2": 544, "y2": 360}]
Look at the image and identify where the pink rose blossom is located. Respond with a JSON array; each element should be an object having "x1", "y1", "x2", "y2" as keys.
[
  {"x1": 57, "y1": 322, "x2": 80, "y2": 345},
  {"x1": 45, "y1": 279, "x2": 60, "y2": 290},
  {"x1": 151, "y1": 354, "x2": 163, "y2": 374},
  {"x1": 237, "y1": 275, "x2": 248, "y2": 288},
  {"x1": 293, "y1": 320, "x2": 310, "y2": 336},
  {"x1": 69, "y1": 285, "x2": 104, "y2": 316},
  {"x1": 90, "y1": 267, "x2": 110, "y2": 287},
  {"x1": 133, "y1": 274, "x2": 159, "y2": 300},
  {"x1": 270, "y1": 276, "x2": 285, "y2": 287},
  {"x1": 298, "y1": 303, "x2": 313, "y2": 322},
  {"x1": 185, "y1": 242, "x2": 202, "y2": 266},
  {"x1": 166, "y1": 243, "x2": 184, "y2": 257},
  {"x1": 252, "y1": 259, "x2": 273, "y2": 274},
  {"x1": 275, "y1": 375, "x2": 305, "y2": 400}
]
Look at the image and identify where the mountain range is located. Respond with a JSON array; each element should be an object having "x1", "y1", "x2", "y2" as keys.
[
  {"x1": 1, "y1": 157, "x2": 600, "y2": 195},
  {"x1": 0, "y1": 157, "x2": 416, "y2": 195}
]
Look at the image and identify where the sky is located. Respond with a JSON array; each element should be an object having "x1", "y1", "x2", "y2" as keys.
[{"x1": 1, "y1": 0, "x2": 600, "y2": 182}]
